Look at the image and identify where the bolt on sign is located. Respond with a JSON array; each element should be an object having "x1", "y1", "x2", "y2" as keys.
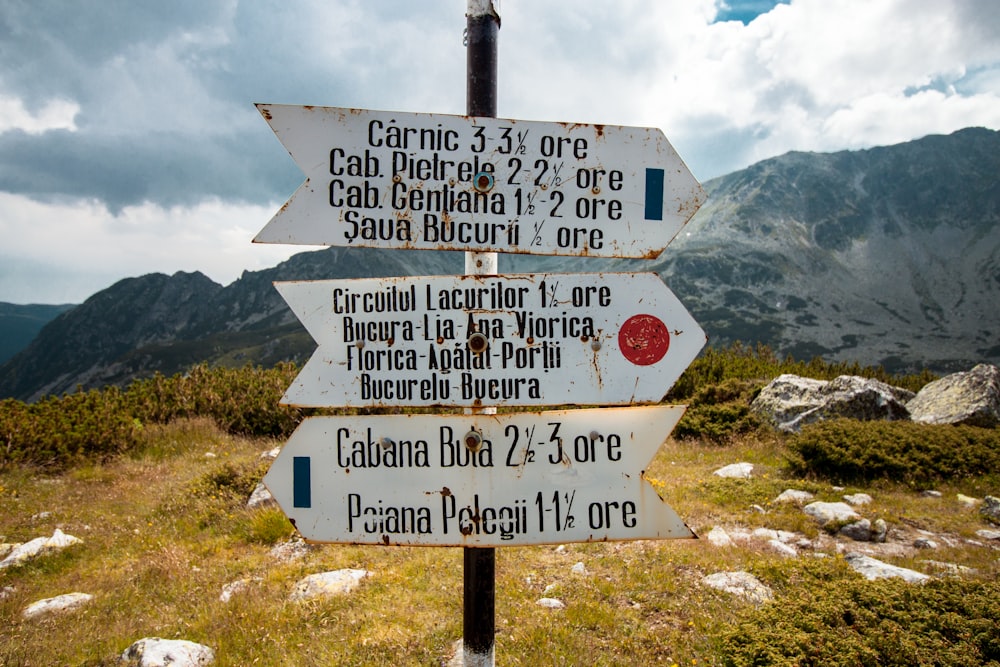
[
  {"x1": 262, "y1": 407, "x2": 693, "y2": 547},
  {"x1": 254, "y1": 104, "x2": 705, "y2": 259},
  {"x1": 273, "y1": 272, "x2": 705, "y2": 408}
]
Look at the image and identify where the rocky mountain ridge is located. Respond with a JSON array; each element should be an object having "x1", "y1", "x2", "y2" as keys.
[{"x1": 1, "y1": 127, "x2": 998, "y2": 401}]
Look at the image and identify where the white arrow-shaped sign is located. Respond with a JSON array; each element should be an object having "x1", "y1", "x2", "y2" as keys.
[
  {"x1": 255, "y1": 104, "x2": 705, "y2": 259},
  {"x1": 262, "y1": 407, "x2": 693, "y2": 546},
  {"x1": 276, "y1": 272, "x2": 705, "y2": 408}
]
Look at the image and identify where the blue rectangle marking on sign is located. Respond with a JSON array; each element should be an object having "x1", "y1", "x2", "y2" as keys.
[
  {"x1": 293, "y1": 456, "x2": 311, "y2": 508},
  {"x1": 645, "y1": 168, "x2": 665, "y2": 221}
]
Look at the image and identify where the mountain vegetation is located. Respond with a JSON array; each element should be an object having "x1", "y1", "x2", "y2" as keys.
[
  {"x1": 1, "y1": 127, "x2": 998, "y2": 401},
  {"x1": 2, "y1": 352, "x2": 999, "y2": 664}
]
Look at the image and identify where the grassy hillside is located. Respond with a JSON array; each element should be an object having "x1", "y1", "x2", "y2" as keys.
[{"x1": 2, "y1": 351, "x2": 999, "y2": 665}]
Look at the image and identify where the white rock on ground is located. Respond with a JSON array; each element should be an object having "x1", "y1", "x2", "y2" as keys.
[
  {"x1": 775, "y1": 489, "x2": 814, "y2": 504},
  {"x1": 290, "y1": 569, "x2": 369, "y2": 601},
  {"x1": 246, "y1": 482, "x2": 276, "y2": 509},
  {"x1": 537, "y1": 597, "x2": 566, "y2": 609},
  {"x1": 706, "y1": 527, "x2": 734, "y2": 547},
  {"x1": 219, "y1": 578, "x2": 261, "y2": 603},
  {"x1": 844, "y1": 553, "x2": 930, "y2": 583},
  {"x1": 22, "y1": 592, "x2": 93, "y2": 619},
  {"x1": 269, "y1": 538, "x2": 312, "y2": 563},
  {"x1": 701, "y1": 571, "x2": 773, "y2": 604},
  {"x1": 768, "y1": 539, "x2": 798, "y2": 558},
  {"x1": 0, "y1": 529, "x2": 82, "y2": 569},
  {"x1": 713, "y1": 462, "x2": 754, "y2": 479},
  {"x1": 803, "y1": 501, "x2": 861, "y2": 526},
  {"x1": 843, "y1": 493, "x2": 873, "y2": 506},
  {"x1": 120, "y1": 638, "x2": 214, "y2": 666}
]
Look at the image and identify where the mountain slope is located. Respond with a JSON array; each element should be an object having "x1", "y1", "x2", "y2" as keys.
[
  {"x1": 653, "y1": 127, "x2": 1000, "y2": 372},
  {"x1": 1, "y1": 127, "x2": 997, "y2": 400},
  {"x1": 0, "y1": 302, "x2": 76, "y2": 364}
]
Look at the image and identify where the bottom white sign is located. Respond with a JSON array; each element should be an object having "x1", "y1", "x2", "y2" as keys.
[{"x1": 263, "y1": 406, "x2": 693, "y2": 546}]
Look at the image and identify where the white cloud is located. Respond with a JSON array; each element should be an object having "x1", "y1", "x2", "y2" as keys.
[
  {"x1": 0, "y1": 192, "x2": 305, "y2": 303},
  {"x1": 1, "y1": 0, "x2": 999, "y2": 303},
  {"x1": 627, "y1": 0, "x2": 1000, "y2": 174},
  {"x1": 0, "y1": 95, "x2": 79, "y2": 135}
]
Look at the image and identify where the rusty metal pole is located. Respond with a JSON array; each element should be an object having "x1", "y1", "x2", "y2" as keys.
[{"x1": 464, "y1": 2, "x2": 499, "y2": 666}]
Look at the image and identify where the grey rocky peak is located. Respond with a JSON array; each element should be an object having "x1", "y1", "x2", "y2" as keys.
[{"x1": 4, "y1": 129, "x2": 1000, "y2": 401}]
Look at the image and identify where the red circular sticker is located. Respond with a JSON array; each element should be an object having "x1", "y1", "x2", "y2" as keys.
[{"x1": 618, "y1": 314, "x2": 670, "y2": 366}]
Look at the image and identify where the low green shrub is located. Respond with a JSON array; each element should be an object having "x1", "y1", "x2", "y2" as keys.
[
  {"x1": 667, "y1": 342, "x2": 936, "y2": 401},
  {"x1": 0, "y1": 362, "x2": 303, "y2": 470},
  {"x1": 160, "y1": 457, "x2": 271, "y2": 531},
  {"x1": 125, "y1": 362, "x2": 303, "y2": 438},
  {"x1": 239, "y1": 506, "x2": 296, "y2": 545},
  {"x1": 720, "y1": 559, "x2": 1000, "y2": 666},
  {"x1": 672, "y1": 378, "x2": 763, "y2": 443},
  {"x1": 0, "y1": 388, "x2": 141, "y2": 469},
  {"x1": 786, "y1": 419, "x2": 1000, "y2": 485}
]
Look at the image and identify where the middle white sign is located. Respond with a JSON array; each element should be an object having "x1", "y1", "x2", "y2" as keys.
[{"x1": 276, "y1": 272, "x2": 705, "y2": 408}]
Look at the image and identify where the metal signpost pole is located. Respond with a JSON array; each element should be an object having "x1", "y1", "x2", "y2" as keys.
[{"x1": 465, "y1": 2, "x2": 499, "y2": 665}]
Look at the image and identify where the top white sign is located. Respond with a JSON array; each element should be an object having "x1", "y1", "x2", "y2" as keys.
[{"x1": 255, "y1": 105, "x2": 705, "y2": 259}]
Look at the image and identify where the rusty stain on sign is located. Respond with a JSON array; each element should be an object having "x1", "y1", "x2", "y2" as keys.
[
  {"x1": 273, "y1": 272, "x2": 705, "y2": 409},
  {"x1": 253, "y1": 104, "x2": 705, "y2": 258},
  {"x1": 262, "y1": 408, "x2": 694, "y2": 547}
]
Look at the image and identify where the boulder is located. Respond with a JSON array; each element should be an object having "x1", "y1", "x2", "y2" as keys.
[
  {"x1": 120, "y1": 638, "x2": 214, "y2": 666},
  {"x1": 751, "y1": 374, "x2": 913, "y2": 432},
  {"x1": 843, "y1": 493, "x2": 873, "y2": 506},
  {"x1": 219, "y1": 578, "x2": 261, "y2": 603},
  {"x1": 981, "y1": 496, "x2": 1000, "y2": 525},
  {"x1": 0, "y1": 529, "x2": 82, "y2": 569},
  {"x1": 706, "y1": 527, "x2": 733, "y2": 547},
  {"x1": 803, "y1": 501, "x2": 861, "y2": 526},
  {"x1": 247, "y1": 482, "x2": 276, "y2": 509},
  {"x1": 537, "y1": 598, "x2": 565, "y2": 609},
  {"x1": 270, "y1": 538, "x2": 312, "y2": 563},
  {"x1": 713, "y1": 462, "x2": 754, "y2": 478},
  {"x1": 767, "y1": 539, "x2": 798, "y2": 557},
  {"x1": 775, "y1": 489, "x2": 814, "y2": 504},
  {"x1": 872, "y1": 519, "x2": 888, "y2": 543},
  {"x1": 957, "y1": 494, "x2": 980, "y2": 507},
  {"x1": 701, "y1": 571, "x2": 773, "y2": 604},
  {"x1": 22, "y1": 592, "x2": 93, "y2": 619},
  {"x1": 290, "y1": 569, "x2": 368, "y2": 601},
  {"x1": 839, "y1": 519, "x2": 872, "y2": 542},
  {"x1": 906, "y1": 364, "x2": 1000, "y2": 427},
  {"x1": 844, "y1": 553, "x2": 930, "y2": 583}
]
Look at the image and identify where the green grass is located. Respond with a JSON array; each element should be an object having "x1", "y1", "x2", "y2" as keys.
[{"x1": 2, "y1": 418, "x2": 999, "y2": 665}]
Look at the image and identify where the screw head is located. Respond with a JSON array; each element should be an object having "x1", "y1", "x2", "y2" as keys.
[{"x1": 468, "y1": 332, "x2": 489, "y2": 354}]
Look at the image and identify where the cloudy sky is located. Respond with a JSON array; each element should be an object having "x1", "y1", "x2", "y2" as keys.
[{"x1": 1, "y1": 0, "x2": 998, "y2": 304}]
